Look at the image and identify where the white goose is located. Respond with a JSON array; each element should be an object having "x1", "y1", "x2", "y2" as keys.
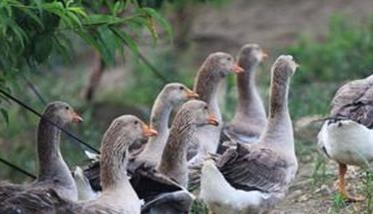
[{"x1": 318, "y1": 74, "x2": 373, "y2": 201}]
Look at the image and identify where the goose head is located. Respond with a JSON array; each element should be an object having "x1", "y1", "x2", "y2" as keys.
[
  {"x1": 203, "y1": 52, "x2": 244, "y2": 78},
  {"x1": 162, "y1": 83, "x2": 199, "y2": 106},
  {"x1": 238, "y1": 43, "x2": 267, "y2": 68},
  {"x1": 272, "y1": 55, "x2": 298, "y2": 77},
  {"x1": 43, "y1": 101, "x2": 83, "y2": 126},
  {"x1": 327, "y1": 119, "x2": 362, "y2": 131},
  {"x1": 100, "y1": 115, "x2": 157, "y2": 188},
  {"x1": 178, "y1": 100, "x2": 219, "y2": 128},
  {"x1": 107, "y1": 115, "x2": 158, "y2": 143}
]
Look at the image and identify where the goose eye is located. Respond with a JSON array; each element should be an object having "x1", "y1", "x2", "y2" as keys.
[
  {"x1": 65, "y1": 106, "x2": 69, "y2": 110},
  {"x1": 227, "y1": 57, "x2": 232, "y2": 61},
  {"x1": 179, "y1": 86, "x2": 184, "y2": 90},
  {"x1": 134, "y1": 121, "x2": 139, "y2": 125},
  {"x1": 204, "y1": 106, "x2": 208, "y2": 110}
]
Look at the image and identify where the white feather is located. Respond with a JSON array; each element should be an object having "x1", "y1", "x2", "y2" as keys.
[{"x1": 318, "y1": 120, "x2": 373, "y2": 167}]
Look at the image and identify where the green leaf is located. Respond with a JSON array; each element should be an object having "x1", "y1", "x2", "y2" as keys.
[
  {"x1": 0, "y1": 108, "x2": 9, "y2": 125},
  {"x1": 110, "y1": 27, "x2": 139, "y2": 56},
  {"x1": 83, "y1": 14, "x2": 123, "y2": 25},
  {"x1": 68, "y1": 7, "x2": 87, "y2": 17},
  {"x1": 66, "y1": 11, "x2": 82, "y2": 27},
  {"x1": 19, "y1": 7, "x2": 44, "y2": 29},
  {"x1": 139, "y1": 7, "x2": 173, "y2": 42}
]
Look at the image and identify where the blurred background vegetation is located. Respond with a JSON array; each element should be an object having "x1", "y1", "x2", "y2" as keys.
[{"x1": 2, "y1": 0, "x2": 373, "y2": 213}]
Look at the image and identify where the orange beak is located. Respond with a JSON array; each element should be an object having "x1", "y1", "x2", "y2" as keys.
[
  {"x1": 207, "y1": 113, "x2": 219, "y2": 126},
  {"x1": 232, "y1": 64, "x2": 244, "y2": 74},
  {"x1": 186, "y1": 89, "x2": 199, "y2": 99},
  {"x1": 143, "y1": 124, "x2": 158, "y2": 137},
  {"x1": 262, "y1": 50, "x2": 269, "y2": 59},
  {"x1": 71, "y1": 111, "x2": 83, "y2": 123}
]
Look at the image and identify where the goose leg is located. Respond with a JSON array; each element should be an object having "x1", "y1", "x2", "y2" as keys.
[{"x1": 338, "y1": 163, "x2": 365, "y2": 202}]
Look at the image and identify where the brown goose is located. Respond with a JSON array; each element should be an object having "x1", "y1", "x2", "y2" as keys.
[
  {"x1": 318, "y1": 74, "x2": 373, "y2": 201},
  {"x1": 0, "y1": 101, "x2": 82, "y2": 202},
  {"x1": 198, "y1": 55, "x2": 299, "y2": 214},
  {"x1": 82, "y1": 82, "x2": 198, "y2": 192},
  {"x1": 188, "y1": 52, "x2": 243, "y2": 166},
  {"x1": 0, "y1": 115, "x2": 157, "y2": 214},
  {"x1": 222, "y1": 44, "x2": 268, "y2": 145},
  {"x1": 131, "y1": 83, "x2": 198, "y2": 169},
  {"x1": 140, "y1": 99, "x2": 218, "y2": 214},
  {"x1": 157, "y1": 100, "x2": 219, "y2": 187}
]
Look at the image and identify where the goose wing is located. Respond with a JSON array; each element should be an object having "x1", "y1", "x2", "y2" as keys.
[
  {"x1": 0, "y1": 182, "x2": 25, "y2": 201},
  {"x1": 141, "y1": 190, "x2": 194, "y2": 213},
  {"x1": 331, "y1": 75, "x2": 373, "y2": 128},
  {"x1": 130, "y1": 164, "x2": 184, "y2": 202},
  {"x1": 217, "y1": 144, "x2": 291, "y2": 193},
  {"x1": 0, "y1": 187, "x2": 65, "y2": 214}
]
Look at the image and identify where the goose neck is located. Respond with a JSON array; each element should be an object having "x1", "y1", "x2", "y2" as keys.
[
  {"x1": 37, "y1": 118, "x2": 69, "y2": 181},
  {"x1": 158, "y1": 115, "x2": 194, "y2": 174},
  {"x1": 100, "y1": 136, "x2": 131, "y2": 190},
  {"x1": 149, "y1": 98, "x2": 173, "y2": 138}
]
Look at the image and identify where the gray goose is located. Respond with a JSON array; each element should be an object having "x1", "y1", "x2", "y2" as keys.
[
  {"x1": 188, "y1": 52, "x2": 243, "y2": 166},
  {"x1": 318, "y1": 74, "x2": 373, "y2": 201},
  {"x1": 0, "y1": 101, "x2": 82, "y2": 202},
  {"x1": 130, "y1": 83, "x2": 199, "y2": 169},
  {"x1": 0, "y1": 115, "x2": 157, "y2": 214},
  {"x1": 82, "y1": 83, "x2": 198, "y2": 192},
  {"x1": 222, "y1": 44, "x2": 268, "y2": 145},
  {"x1": 143, "y1": 100, "x2": 219, "y2": 214},
  {"x1": 198, "y1": 55, "x2": 299, "y2": 214}
]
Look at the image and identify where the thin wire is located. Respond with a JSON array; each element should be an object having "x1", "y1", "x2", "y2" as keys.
[
  {"x1": 22, "y1": 76, "x2": 47, "y2": 105},
  {"x1": 0, "y1": 88, "x2": 100, "y2": 154},
  {"x1": 0, "y1": 157, "x2": 36, "y2": 179}
]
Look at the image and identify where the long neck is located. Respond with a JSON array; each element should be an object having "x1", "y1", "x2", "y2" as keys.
[
  {"x1": 158, "y1": 114, "x2": 193, "y2": 183},
  {"x1": 37, "y1": 118, "x2": 71, "y2": 182},
  {"x1": 194, "y1": 69, "x2": 222, "y2": 117},
  {"x1": 145, "y1": 95, "x2": 173, "y2": 150},
  {"x1": 262, "y1": 73, "x2": 293, "y2": 150},
  {"x1": 100, "y1": 136, "x2": 131, "y2": 191},
  {"x1": 235, "y1": 63, "x2": 265, "y2": 118}
]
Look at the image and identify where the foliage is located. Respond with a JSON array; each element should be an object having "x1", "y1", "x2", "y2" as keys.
[
  {"x1": 0, "y1": 0, "x2": 171, "y2": 86},
  {"x1": 288, "y1": 15, "x2": 373, "y2": 85}
]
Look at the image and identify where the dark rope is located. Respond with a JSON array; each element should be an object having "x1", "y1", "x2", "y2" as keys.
[
  {"x1": 0, "y1": 157, "x2": 36, "y2": 179},
  {"x1": 108, "y1": 27, "x2": 170, "y2": 83},
  {"x1": 136, "y1": 50, "x2": 170, "y2": 83},
  {"x1": 22, "y1": 76, "x2": 47, "y2": 105},
  {"x1": 0, "y1": 88, "x2": 100, "y2": 154}
]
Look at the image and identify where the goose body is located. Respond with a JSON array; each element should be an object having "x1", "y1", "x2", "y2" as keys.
[
  {"x1": 319, "y1": 120, "x2": 373, "y2": 167},
  {"x1": 158, "y1": 100, "x2": 219, "y2": 187},
  {"x1": 199, "y1": 55, "x2": 298, "y2": 214},
  {"x1": 82, "y1": 83, "x2": 198, "y2": 191},
  {"x1": 189, "y1": 52, "x2": 243, "y2": 166},
  {"x1": 73, "y1": 167, "x2": 100, "y2": 200},
  {"x1": 13, "y1": 115, "x2": 152, "y2": 214},
  {"x1": 318, "y1": 74, "x2": 373, "y2": 201},
  {"x1": 200, "y1": 160, "x2": 276, "y2": 214},
  {"x1": 222, "y1": 44, "x2": 267, "y2": 145},
  {"x1": 0, "y1": 102, "x2": 83, "y2": 213},
  {"x1": 132, "y1": 83, "x2": 198, "y2": 169}
]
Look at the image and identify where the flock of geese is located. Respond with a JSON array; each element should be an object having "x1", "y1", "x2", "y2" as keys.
[{"x1": 0, "y1": 43, "x2": 373, "y2": 213}]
